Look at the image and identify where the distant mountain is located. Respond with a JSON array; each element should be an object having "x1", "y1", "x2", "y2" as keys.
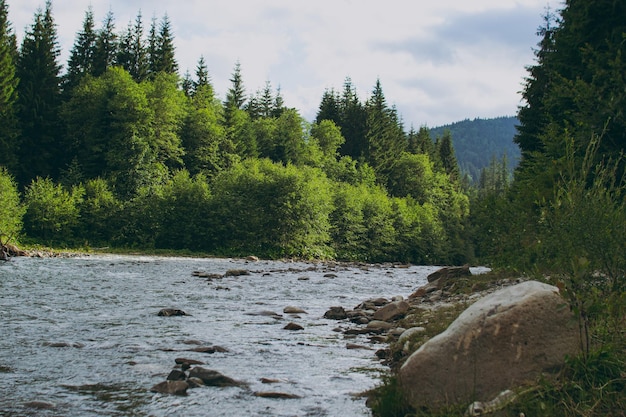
[{"x1": 430, "y1": 116, "x2": 520, "y2": 183}]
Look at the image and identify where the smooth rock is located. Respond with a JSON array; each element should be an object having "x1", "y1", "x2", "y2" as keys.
[
  {"x1": 426, "y1": 264, "x2": 471, "y2": 283},
  {"x1": 399, "y1": 281, "x2": 580, "y2": 410},
  {"x1": 150, "y1": 380, "x2": 189, "y2": 396},
  {"x1": 253, "y1": 391, "x2": 301, "y2": 399},
  {"x1": 283, "y1": 306, "x2": 307, "y2": 314},
  {"x1": 372, "y1": 300, "x2": 409, "y2": 321},
  {"x1": 283, "y1": 322, "x2": 304, "y2": 331},
  {"x1": 174, "y1": 357, "x2": 205, "y2": 365},
  {"x1": 188, "y1": 367, "x2": 245, "y2": 387},
  {"x1": 398, "y1": 327, "x2": 427, "y2": 343},
  {"x1": 366, "y1": 320, "x2": 394, "y2": 330}
]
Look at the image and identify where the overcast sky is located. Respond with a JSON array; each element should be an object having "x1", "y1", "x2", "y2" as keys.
[{"x1": 6, "y1": 0, "x2": 555, "y2": 128}]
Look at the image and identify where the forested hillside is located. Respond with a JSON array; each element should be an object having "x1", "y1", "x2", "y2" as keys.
[
  {"x1": 0, "y1": 0, "x2": 471, "y2": 263},
  {"x1": 430, "y1": 116, "x2": 520, "y2": 183}
]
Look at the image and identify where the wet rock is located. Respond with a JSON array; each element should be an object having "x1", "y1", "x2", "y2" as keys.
[
  {"x1": 297, "y1": 276, "x2": 310, "y2": 281},
  {"x1": 246, "y1": 310, "x2": 282, "y2": 317},
  {"x1": 323, "y1": 306, "x2": 347, "y2": 320},
  {"x1": 245, "y1": 255, "x2": 260, "y2": 262},
  {"x1": 253, "y1": 391, "x2": 301, "y2": 399},
  {"x1": 158, "y1": 308, "x2": 187, "y2": 317},
  {"x1": 166, "y1": 369, "x2": 187, "y2": 381},
  {"x1": 346, "y1": 343, "x2": 373, "y2": 350},
  {"x1": 188, "y1": 367, "x2": 245, "y2": 387},
  {"x1": 186, "y1": 377, "x2": 204, "y2": 388},
  {"x1": 188, "y1": 345, "x2": 229, "y2": 354},
  {"x1": 323, "y1": 273, "x2": 338, "y2": 278},
  {"x1": 284, "y1": 322, "x2": 304, "y2": 331},
  {"x1": 150, "y1": 380, "x2": 189, "y2": 396},
  {"x1": 224, "y1": 269, "x2": 250, "y2": 277},
  {"x1": 23, "y1": 401, "x2": 56, "y2": 409},
  {"x1": 283, "y1": 306, "x2": 307, "y2": 314},
  {"x1": 43, "y1": 341, "x2": 84, "y2": 348},
  {"x1": 260, "y1": 377, "x2": 284, "y2": 384},
  {"x1": 174, "y1": 357, "x2": 205, "y2": 365}
]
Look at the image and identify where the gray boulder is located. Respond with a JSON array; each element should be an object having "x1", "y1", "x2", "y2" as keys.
[{"x1": 399, "y1": 281, "x2": 580, "y2": 410}]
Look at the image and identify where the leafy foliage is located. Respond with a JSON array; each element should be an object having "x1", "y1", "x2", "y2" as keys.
[
  {"x1": 0, "y1": 166, "x2": 23, "y2": 240},
  {"x1": 22, "y1": 177, "x2": 82, "y2": 244}
]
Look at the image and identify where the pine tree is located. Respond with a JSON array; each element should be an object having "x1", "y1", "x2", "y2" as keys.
[
  {"x1": 223, "y1": 61, "x2": 246, "y2": 125},
  {"x1": 64, "y1": 7, "x2": 96, "y2": 94},
  {"x1": 16, "y1": 0, "x2": 63, "y2": 185},
  {"x1": 92, "y1": 10, "x2": 117, "y2": 76},
  {"x1": 0, "y1": 0, "x2": 19, "y2": 170}
]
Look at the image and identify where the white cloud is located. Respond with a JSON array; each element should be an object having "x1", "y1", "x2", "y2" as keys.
[{"x1": 6, "y1": 0, "x2": 551, "y2": 127}]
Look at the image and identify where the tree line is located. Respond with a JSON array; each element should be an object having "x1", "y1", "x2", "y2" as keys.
[{"x1": 0, "y1": 0, "x2": 470, "y2": 263}]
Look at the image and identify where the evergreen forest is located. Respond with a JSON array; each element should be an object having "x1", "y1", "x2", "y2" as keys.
[
  {"x1": 430, "y1": 116, "x2": 520, "y2": 184},
  {"x1": 0, "y1": 0, "x2": 473, "y2": 263}
]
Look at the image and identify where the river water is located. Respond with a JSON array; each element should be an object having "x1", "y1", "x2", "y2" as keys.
[{"x1": 0, "y1": 255, "x2": 440, "y2": 417}]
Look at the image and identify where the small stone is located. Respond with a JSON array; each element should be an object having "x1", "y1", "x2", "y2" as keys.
[
  {"x1": 224, "y1": 269, "x2": 250, "y2": 277},
  {"x1": 323, "y1": 306, "x2": 347, "y2": 320},
  {"x1": 174, "y1": 357, "x2": 205, "y2": 365},
  {"x1": 150, "y1": 380, "x2": 189, "y2": 396},
  {"x1": 283, "y1": 306, "x2": 307, "y2": 314},
  {"x1": 284, "y1": 322, "x2": 304, "y2": 331},
  {"x1": 166, "y1": 369, "x2": 186, "y2": 381},
  {"x1": 158, "y1": 308, "x2": 187, "y2": 317},
  {"x1": 346, "y1": 343, "x2": 372, "y2": 350},
  {"x1": 253, "y1": 391, "x2": 301, "y2": 399},
  {"x1": 188, "y1": 367, "x2": 245, "y2": 387}
]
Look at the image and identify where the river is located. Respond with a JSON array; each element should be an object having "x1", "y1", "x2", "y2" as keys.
[{"x1": 0, "y1": 254, "x2": 440, "y2": 416}]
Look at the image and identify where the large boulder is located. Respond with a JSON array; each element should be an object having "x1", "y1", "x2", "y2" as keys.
[{"x1": 399, "y1": 281, "x2": 580, "y2": 410}]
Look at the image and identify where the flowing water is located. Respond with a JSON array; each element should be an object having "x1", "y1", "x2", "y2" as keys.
[{"x1": 0, "y1": 255, "x2": 442, "y2": 417}]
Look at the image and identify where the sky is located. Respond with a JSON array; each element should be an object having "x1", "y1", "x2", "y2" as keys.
[{"x1": 6, "y1": 0, "x2": 555, "y2": 128}]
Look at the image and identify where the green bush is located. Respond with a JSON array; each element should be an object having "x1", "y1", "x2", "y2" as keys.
[
  {"x1": 23, "y1": 177, "x2": 83, "y2": 245},
  {"x1": 0, "y1": 166, "x2": 24, "y2": 241},
  {"x1": 208, "y1": 159, "x2": 333, "y2": 258}
]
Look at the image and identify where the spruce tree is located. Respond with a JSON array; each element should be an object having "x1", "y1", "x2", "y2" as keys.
[
  {"x1": 315, "y1": 88, "x2": 341, "y2": 126},
  {"x1": 0, "y1": 0, "x2": 18, "y2": 171},
  {"x1": 64, "y1": 7, "x2": 97, "y2": 94},
  {"x1": 117, "y1": 12, "x2": 149, "y2": 82},
  {"x1": 436, "y1": 130, "x2": 460, "y2": 180},
  {"x1": 338, "y1": 77, "x2": 366, "y2": 159},
  {"x1": 364, "y1": 79, "x2": 406, "y2": 183},
  {"x1": 16, "y1": 0, "x2": 63, "y2": 185},
  {"x1": 515, "y1": 1, "x2": 626, "y2": 185},
  {"x1": 148, "y1": 14, "x2": 177, "y2": 76},
  {"x1": 92, "y1": 10, "x2": 117, "y2": 76}
]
